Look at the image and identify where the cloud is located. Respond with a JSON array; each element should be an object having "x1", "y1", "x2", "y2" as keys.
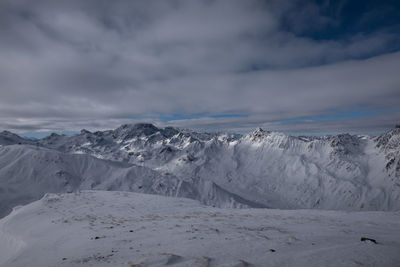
[{"x1": 0, "y1": 0, "x2": 399, "y2": 134}]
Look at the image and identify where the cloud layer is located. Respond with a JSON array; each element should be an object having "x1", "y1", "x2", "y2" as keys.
[{"x1": 0, "y1": 0, "x2": 399, "y2": 134}]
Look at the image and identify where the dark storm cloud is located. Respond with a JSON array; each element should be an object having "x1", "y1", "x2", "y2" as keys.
[{"x1": 0, "y1": 0, "x2": 399, "y2": 134}]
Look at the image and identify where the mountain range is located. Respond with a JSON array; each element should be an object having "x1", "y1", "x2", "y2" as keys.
[{"x1": 1, "y1": 123, "x2": 399, "y2": 217}]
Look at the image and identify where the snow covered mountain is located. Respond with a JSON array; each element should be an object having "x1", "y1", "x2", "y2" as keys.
[
  {"x1": 1, "y1": 123, "x2": 400, "y2": 217},
  {"x1": 0, "y1": 144, "x2": 252, "y2": 218},
  {"x1": 0, "y1": 131, "x2": 34, "y2": 146}
]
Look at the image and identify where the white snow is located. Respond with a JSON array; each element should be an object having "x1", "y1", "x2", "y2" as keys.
[{"x1": 0, "y1": 191, "x2": 399, "y2": 267}]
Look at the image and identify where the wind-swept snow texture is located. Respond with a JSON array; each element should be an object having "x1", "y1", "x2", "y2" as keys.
[
  {"x1": 1, "y1": 124, "x2": 400, "y2": 217},
  {"x1": 0, "y1": 191, "x2": 399, "y2": 267}
]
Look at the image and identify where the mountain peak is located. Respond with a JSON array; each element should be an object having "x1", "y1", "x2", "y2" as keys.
[
  {"x1": 114, "y1": 123, "x2": 160, "y2": 139},
  {"x1": 118, "y1": 123, "x2": 158, "y2": 130},
  {"x1": 0, "y1": 131, "x2": 33, "y2": 145},
  {"x1": 80, "y1": 129, "x2": 92, "y2": 135},
  {"x1": 251, "y1": 127, "x2": 269, "y2": 137},
  {"x1": 246, "y1": 127, "x2": 273, "y2": 141},
  {"x1": 253, "y1": 127, "x2": 266, "y2": 135},
  {"x1": 375, "y1": 126, "x2": 400, "y2": 150},
  {"x1": 1, "y1": 130, "x2": 16, "y2": 136}
]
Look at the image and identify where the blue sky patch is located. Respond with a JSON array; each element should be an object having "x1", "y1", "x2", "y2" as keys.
[
  {"x1": 280, "y1": 110, "x2": 380, "y2": 124},
  {"x1": 159, "y1": 113, "x2": 248, "y2": 122}
]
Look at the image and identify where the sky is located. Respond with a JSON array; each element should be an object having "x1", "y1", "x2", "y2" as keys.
[{"x1": 0, "y1": 0, "x2": 399, "y2": 136}]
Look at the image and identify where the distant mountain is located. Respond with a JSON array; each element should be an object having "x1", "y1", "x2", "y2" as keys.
[
  {"x1": 0, "y1": 131, "x2": 35, "y2": 146},
  {"x1": 0, "y1": 124, "x2": 399, "y2": 217}
]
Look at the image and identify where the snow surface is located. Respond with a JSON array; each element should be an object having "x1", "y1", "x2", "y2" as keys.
[{"x1": 0, "y1": 190, "x2": 399, "y2": 267}]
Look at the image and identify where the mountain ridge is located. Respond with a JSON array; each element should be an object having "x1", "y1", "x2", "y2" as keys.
[{"x1": 0, "y1": 124, "x2": 399, "y2": 217}]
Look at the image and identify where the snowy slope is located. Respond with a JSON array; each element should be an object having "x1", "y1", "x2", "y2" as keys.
[
  {"x1": 0, "y1": 144, "x2": 255, "y2": 217},
  {"x1": 1, "y1": 124, "x2": 400, "y2": 216},
  {"x1": 0, "y1": 191, "x2": 399, "y2": 267},
  {"x1": 190, "y1": 130, "x2": 400, "y2": 210}
]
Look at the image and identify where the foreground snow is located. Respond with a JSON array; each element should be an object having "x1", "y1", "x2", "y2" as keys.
[{"x1": 1, "y1": 191, "x2": 399, "y2": 267}]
